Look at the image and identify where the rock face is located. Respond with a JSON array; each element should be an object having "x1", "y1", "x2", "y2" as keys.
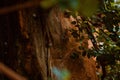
[
  {"x1": 18, "y1": 5, "x2": 98, "y2": 80},
  {"x1": 0, "y1": 0, "x2": 98, "y2": 79},
  {"x1": 48, "y1": 7, "x2": 98, "y2": 80}
]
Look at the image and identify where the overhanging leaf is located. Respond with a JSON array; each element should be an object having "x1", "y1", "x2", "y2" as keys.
[
  {"x1": 40, "y1": 0, "x2": 58, "y2": 9},
  {"x1": 78, "y1": 0, "x2": 99, "y2": 16}
]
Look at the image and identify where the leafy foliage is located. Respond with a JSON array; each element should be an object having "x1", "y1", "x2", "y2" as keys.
[
  {"x1": 53, "y1": 0, "x2": 120, "y2": 80},
  {"x1": 41, "y1": 0, "x2": 120, "y2": 79}
]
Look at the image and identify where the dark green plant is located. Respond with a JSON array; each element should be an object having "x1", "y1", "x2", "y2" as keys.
[
  {"x1": 63, "y1": 0, "x2": 120, "y2": 80},
  {"x1": 40, "y1": 0, "x2": 120, "y2": 79}
]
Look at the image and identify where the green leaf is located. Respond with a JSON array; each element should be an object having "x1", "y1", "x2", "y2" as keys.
[
  {"x1": 71, "y1": 21, "x2": 76, "y2": 24},
  {"x1": 40, "y1": 0, "x2": 58, "y2": 9},
  {"x1": 78, "y1": 0, "x2": 99, "y2": 16}
]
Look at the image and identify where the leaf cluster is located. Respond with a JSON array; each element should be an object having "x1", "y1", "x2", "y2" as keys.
[{"x1": 63, "y1": 1, "x2": 120, "y2": 79}]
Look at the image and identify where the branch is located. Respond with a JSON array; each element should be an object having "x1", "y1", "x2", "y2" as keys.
[
  {"x1": 0, "y1": 62, "x2": 27, "y2": 80},
  {"x1": 0, "y1": 0, "x2": 41, "y2": 15}
]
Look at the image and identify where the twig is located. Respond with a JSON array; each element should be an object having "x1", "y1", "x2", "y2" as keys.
[
  {"x1": 0, "y1": 0, "x2": 41, "y2": 15},
  {"x1": 0, "y1": 62, "x2": 27, "y2": 80}
]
